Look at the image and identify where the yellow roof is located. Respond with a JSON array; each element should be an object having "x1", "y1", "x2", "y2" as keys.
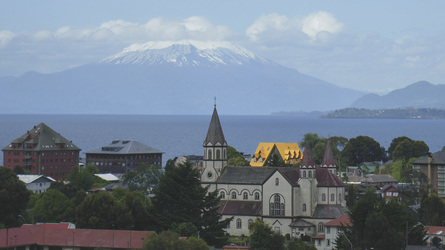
[{"x1": 249, "y1": 142, "x2": 302, "y2": 167}]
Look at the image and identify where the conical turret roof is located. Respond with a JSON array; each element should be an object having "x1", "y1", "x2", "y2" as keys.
[
  {"x1": 301, "y1": 142, "x2": 315, "y2": 168},
  {"x1": 322, "y1": 139, "x2": 336, "y2": 168},
  {"x1": 203, "y1": 106, "x2": 227, "y2": 146}
]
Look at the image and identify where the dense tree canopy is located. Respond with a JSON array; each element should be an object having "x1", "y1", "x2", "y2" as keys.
[
  {"x1": 227, "y1": 146, "x2": 248, "y2": 166},
  {"x1": 142, "y1": 231, "x2": 209, "y2": 250},
  {"x1": 30, "y1": 189, "x2": 75, "y2": 223},
  {"x1": 123, "y1": 164, "x2": 163, "y2": 195},
  {"x1": 419, "y1": 192, "x2": 445, "y2": 226},
  {"x1": 342, "y1": 135, "x2": 386, "y2": 166},
  {"x1": 346, "y1": 189, "x2": 426, "y2": 250},
  {"x1": 151, "y1": 161, "x2": 230, "y2": 247},
  {"x1": 67, "y1": 164, "x2": 98, "y2": 191},
  {"x1": 0, "y1": 167, "x2": 30, "y2": 228},
  {"x1": 248, "y1": 218, "x2": 284, "y2": 250}
]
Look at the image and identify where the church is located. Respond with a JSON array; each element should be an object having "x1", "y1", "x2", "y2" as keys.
[{"x1": 200, "y1": 105, "x2": 348, "y2": 239}]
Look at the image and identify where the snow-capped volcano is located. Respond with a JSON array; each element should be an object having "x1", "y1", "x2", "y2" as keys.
[{"x1": 101, "y1": 40, "x2": 268, "y2": 66}]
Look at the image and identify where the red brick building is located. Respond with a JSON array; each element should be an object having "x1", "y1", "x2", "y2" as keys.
[{"x1": 2, "y1": 123, "x2": 80, "y2": 180}]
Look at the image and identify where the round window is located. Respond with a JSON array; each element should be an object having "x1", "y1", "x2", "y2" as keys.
[{"x1": 207, "y1": 171, "x2": 213, "y2": 179}]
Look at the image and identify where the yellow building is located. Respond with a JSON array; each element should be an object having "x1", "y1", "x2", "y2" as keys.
[{"x1": 250, "y1": 142, "x2": 302, "y2": 167}]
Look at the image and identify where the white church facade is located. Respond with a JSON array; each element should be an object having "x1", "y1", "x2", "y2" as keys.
[{"x1": 200, "y1": 105, "x2": 348, "y2": 240}]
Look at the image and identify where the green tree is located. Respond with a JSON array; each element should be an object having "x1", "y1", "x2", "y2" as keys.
[
  {"x1": 142, "y1": 231, "x2": 209, "y2": 250},
  {"x1": 13, "y1": 165, "x2": 25, "y2": 175},
  {"x1": 76, "y1": 191, "x2": 133, "y2": 229},
  {"x1": 392, "y1": 139, "x2": 429, "y2": 161},
  {"x1": 151, "y1": 161, "x2": 230, "y2": 247},
  {"x1": 388, "y1": 136, "x2": 413, "y2": 159},
  {"x1": 0, "y1": 167, "x2": 30, "y2": 228},
  {"x1": 227, "y1": 146, "x2": 247, "y2": 166},
  {"x1": 342, "y1": 135, "x2": 386, "y2": 166},
  {"x1": 30, "y1": 189, "x2": 75, "y2": 222},
  {"x1": 349, "y1": 189, "x2": 425, "y2": 249},
  {"x1": 67, "y1": 164, "x2": 98, "y2": 191},
  {"x1": 123, "y1": 163, "x2": 163, "y2": 195},
  {"x1": 286, "y1": 238, "x2": 316, "y2": 250},
  {"x1": 171, "y1": 222, "x2": 198, "y2": 237},
  {"x1": 419, "y1": 192, "x2": 445, "y2": 226},
  {"x1": 249, "y1": 219, "x2": 284, "y2": 250}
]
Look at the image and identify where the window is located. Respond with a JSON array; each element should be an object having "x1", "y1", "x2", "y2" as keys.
[
  {"x1": 339, "y1": 193, "x2": 342, "y2": 201},
  {"x1": 236, "y1": 219, "x2": 242, "y2": 229},
  {"x1": 303, "y1": 203, "x2": 306, "y2": 212},
  {"x1": 318, "y1": 222, "x2": 324, "y2": 232},
  {"x1": 248, "y1": 219, "x2": 253, "y2": 227},
  {"x1": 327, "y1": 227, "x2": 330, "y2": 234},
  {"x1": 322, "y1": 193, "x2": 326, "y2": 202},
  {"x1": 308, "y1": 171, "x2": 312, "y2": 178},
  {"x1": 243, "y1": 192, "x2": 248, "y2": 200},
  {"x1": 231, "y1": 192, "x2": 237, "y2": 199},
  {"x1": 220, "y1": 191, "x2": 225, "y2": 199},
  {"x1": 327, "y1": 239, "x2": 331, "y2": 246},
  {"x1": 303, "y1": 171, "x2": 306, "y2": 178},
  {"x1": 275, "y1": 178, "x2": 279, "y2": 186},
  {"x1": 270, "y1": 194, "x2": 285, "y2": 216},
  {"x1": 255, "y1": 192, "x2": 260, "y2": 200},
  {"x1": 216, "y1": 149, "x2": 221, "y2": 159},
  {"x1": 208, "y1": 149, "x2": 212, "y2": 159},
  {"x1": 331, "y1": 193, "x2": 335, "y2": 202}
]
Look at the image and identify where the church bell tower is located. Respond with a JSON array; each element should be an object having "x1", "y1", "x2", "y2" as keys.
[{"x1": 201, "y1": 103, "x2": 227, "y2": 183}]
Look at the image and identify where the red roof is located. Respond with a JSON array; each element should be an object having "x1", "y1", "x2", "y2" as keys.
[
  {"x1": 301, "y1": 143, "x2": 315, "y2": 168},
  {"x1": 0, "y1": 224, "x2": 153, "y2": 249},
  {"x1": 426, "y1": 226, "x2": 445, "y2": 235},
  {"x1": 321, "y1": 140, "x2": 336, "y2": 168},
  {"x1": 316, "y1": 168, "x2": 344, "y2": 187},
  {"x1": 324, "y1": 214, "x2": 352, "y2": 227},
  {"x1": 312, "y1": 234, "x2": 325, "y2": 239}
]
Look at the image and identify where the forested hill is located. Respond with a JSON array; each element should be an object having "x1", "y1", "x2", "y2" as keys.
[{"x1": 321, "y1": 108, "x2": 445, "y2": 119}]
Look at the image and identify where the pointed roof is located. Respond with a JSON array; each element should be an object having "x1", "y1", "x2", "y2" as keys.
[
  {"x1": 203, "y1": 106, "x2": 227, "y2": 146},
  {"x1": 3, "y1": 123, "x2": 80, "y2": 151},
  {"x1": 321, "y1": 140, "x2": 336, "y2": 168},
  {"x1": 301, "y1": 142, "x2": 315, "y2": 168}
]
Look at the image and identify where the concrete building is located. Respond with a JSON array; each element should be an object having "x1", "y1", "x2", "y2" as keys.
[
  {"x1": 85, "y1": 140, "x2": 163, "y2": 173},
  {"x1": 413, "y1": 146, "x2": 445, "y2": 198},
  {"x1": 2, "y1": 123, "x2": 80, "y2": 180},
  {"x1": 201, "y1": 106, "x2": 348, "y2": 242}
]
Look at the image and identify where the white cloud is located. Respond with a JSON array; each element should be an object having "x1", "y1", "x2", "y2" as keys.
[
  {"x1": 246, "y1": 14, "x2": 291, "y2": 42},
  {"x1": 301, "y1": 11, "x2": 343, "y2": 40},
  {"x1": 0, "y1": 30, "x2": 16, "y2": 48}
]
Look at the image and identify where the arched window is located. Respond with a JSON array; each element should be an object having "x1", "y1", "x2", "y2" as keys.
[
  {"x1": 331, "y1": 193, "x2": 335, "y2": 202},
  {"x1": 220, "y1": 191, "x2": 225, "y2": 199},
  {"x1": 208, "y1": 149, "x2": 212, "y2": 160},
  {"x1": 236, "y1": 219, "x2": 242, "y2": 229},
  {"x1": 308, "y1": 171, "x2": 312, "y2": 178},
  {"x1": 270, "y1": 194, "x2": 285, "y2": 216},
  {"x1": 255, "y1": 192, "x2": 260, "y2": 200},
  {"x1": 339, "y1": 193, "x2": 342, "y2": 201},
  {"x1": 248, "y1": 219, "x2": 253, "y2": 227},
  {"x1": 322, "y1": 193, "x2": 326, "y2": 202},
  {"x1": 243, "y1": 192, "x2": 248, "y2": 200},
  {"x1": 216, "y1": 149, "x2": 221, "y2": 159},
  {"x1": 318, "y1": 222, "x2": 324, "y2": 232},
  {"x1": 231, "y1": 192, "x2": 237, "y2": 200},
  {"x1": 303, "y1": 203, "x2": 307, "y2": 212},
  {"x1": 275, "y1": 178, "x2": 279, "y2": 186},
  {"x1": 303, "y1": 171, "x2": 306, "y2": 178}
]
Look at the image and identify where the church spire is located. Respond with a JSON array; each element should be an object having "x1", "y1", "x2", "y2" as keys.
[
  {"x1": 301, "y1": 142, "x2": 315, "y2": 169},
  {"x1": 203, "y1": 105, "x2": 227, "y2": 147},
  {"x1": 321, "y1": 139, "x2": 337, "y2": 174}
]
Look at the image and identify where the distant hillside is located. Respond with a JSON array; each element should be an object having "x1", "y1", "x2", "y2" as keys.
[
  {"x1": 350, "y1": 81, "x2": 445, "y2": 109},
  {"x1": 0, "y1": 40, "x2": 364, "y2": 115},
  {"x1": 321, "y1": 107, "x2": 445, "y2": 119}
]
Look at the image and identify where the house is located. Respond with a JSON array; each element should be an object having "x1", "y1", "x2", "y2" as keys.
[
  {"x1": 17, "y1": 174, "x2": 55, "y2": 194},
  {"x1": 200, "y1": 105, "x2": 348, "y2": 241},
  {"x1": 412, "y1": 147, "x2": 445, "y2": 198},
  {"x1": 362, "y1": 174, "x2": 397, "y2": 187},
  {"x1": 359, "y1": 161, "x2": 383, "y2": 174},
  {"x1": 2, "y1": 123, "x2": 80, "y2": 180},
  {"x1": 313, "y1": 214, "x2": 352, "y2": 249},
  {"x1": 0, "y1": 224, "x2": 152, "y2": 250},
  {"x1": 250, "y1": 143, "x2": 302, "y2": 167},
  {"x1": 85, "y1": 140, "x2": 163, "y2": 173}
]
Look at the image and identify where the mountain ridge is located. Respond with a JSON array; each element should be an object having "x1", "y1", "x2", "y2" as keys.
[{"x1": 0, "y1": 40, "x2": 364, "y2": 115}]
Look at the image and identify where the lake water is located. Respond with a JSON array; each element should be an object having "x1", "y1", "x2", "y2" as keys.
[{"x1": 1, "y1": 114, "x2": 444, "y2": 166}]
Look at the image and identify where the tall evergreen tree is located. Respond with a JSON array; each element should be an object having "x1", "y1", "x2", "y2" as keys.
[{"x1": 151, "y1": 161, "x2": 230, "y2": 247}]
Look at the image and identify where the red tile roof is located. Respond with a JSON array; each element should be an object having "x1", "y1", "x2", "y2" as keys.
[
  {"x1": 0, "y1": 224, "x2": 153, "y2": 249},
  {"x1": 301, "y1": 143, "x2": 315, "y2": 168},
  {"x1": 324, "y1": 214, "x2": 352, "y2": 227},
  {"x1": 312, "y1": 234, "x2": 325, "y2": 239}
]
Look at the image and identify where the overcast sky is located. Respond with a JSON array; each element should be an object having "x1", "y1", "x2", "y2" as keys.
[{"x1": 1, "y1": 0, "x2": 444, "y2": 93}]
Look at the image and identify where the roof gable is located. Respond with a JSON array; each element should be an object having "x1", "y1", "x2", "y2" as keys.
[{"x1": 316, "y1": 168, "x2": 344, "y2": 187}]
